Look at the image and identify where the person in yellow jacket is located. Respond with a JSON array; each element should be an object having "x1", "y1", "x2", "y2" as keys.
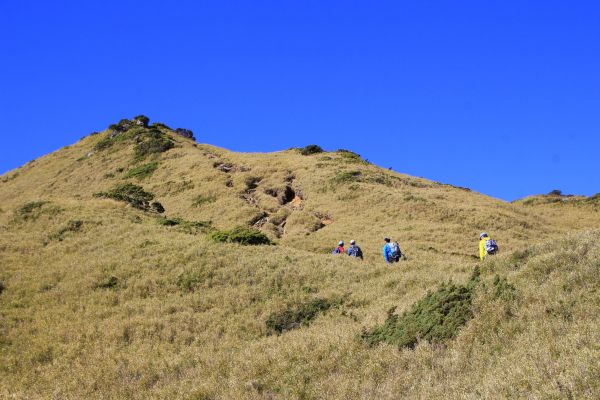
[{"x1": 479, "y1": 232, "x2": 498, "y2": 260}]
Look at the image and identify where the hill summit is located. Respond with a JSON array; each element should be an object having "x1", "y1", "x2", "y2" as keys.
[{"x1": 1, "y1": 116, "x2": 599, "y2": 399}]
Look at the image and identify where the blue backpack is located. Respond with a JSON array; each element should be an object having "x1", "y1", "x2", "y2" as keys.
[
  {"x1": 484, "y1": 239, "x2": 498, "y2": 255},
  {"x1": 348, "y1": 245, "x2": 362, "y2": 258}
]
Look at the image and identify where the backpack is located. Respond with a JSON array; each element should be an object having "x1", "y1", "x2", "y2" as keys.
[
  {"x1": 484, "y1": 239, "x2": 498, "y2": 255},
  {"x1": 348, "y1": 245, "x2": 362, "y2": 258},
  {"x1": 390, "y1": 242, "x2": 401, "y2": 261}
]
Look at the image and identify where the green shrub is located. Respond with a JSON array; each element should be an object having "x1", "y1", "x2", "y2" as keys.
[
  {"x1": 209, "y1": 227, "x2": 272, "y2": 245},
  {"x1": 124, "y1": 162, "x2": 159, "y2": 180},
  {"x1": 362, "y1": 269, "x2": 480, "y2": 349},
  {"x1": 95, "y1": 183, "x2": 164, "y2": 213},
  {"x1": 94, "y1": 276, "x2": 118, "y2": 289},
  {"x1": 132, "y1": 115, "x2": 150, "y2": 127},
  {"x1": 266, "y1": 298, "x2": 335, "y2": 334},
  {"x1": 192, "y1": 194, "x2": 217, "y2": 207},
  {"x1": 0, "y1": 281, "x2": 5, "y2": 295},
  {"x1": 134, "y1": 129, "x2": 174, "y2": 159},
  {"x1": 299, "y1": 144, "x2": 324, "y2": 155}
]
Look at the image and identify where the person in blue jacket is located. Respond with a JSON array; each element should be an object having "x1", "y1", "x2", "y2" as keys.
[{"x1": 383, "y1": 237, "x2": 401, "y2": 263}]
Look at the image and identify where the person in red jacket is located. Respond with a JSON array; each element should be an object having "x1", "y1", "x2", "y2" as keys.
[{"x1": 332, "y1": 241, "x2": 345, "y2": 254}]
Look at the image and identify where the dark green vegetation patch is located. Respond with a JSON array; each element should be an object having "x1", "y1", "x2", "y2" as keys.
[
  {"x1": 298, "y1": 144, "x2": 324, "y2": 155},
  {"x1": 134, "y1": 128, "x2": 174, "y2": 160},
  {"x1": 95, "y1": 183, "x2": 164, "y2": 213},
  {"x1": 0, "y1": 281, "x2": 5, "y2": 295},
  {"x1": 209, "y1": 227, "x2": 272, "y2": 245},
  {"x1": 266, "y1": 298, "x2": 336, "y2": 334},
  {"x1": 124, "y1": 162, "x2": 159, "y2": 180},
  {"x1": 362, "y1": 270, "x2": 480, "y2": 349}
]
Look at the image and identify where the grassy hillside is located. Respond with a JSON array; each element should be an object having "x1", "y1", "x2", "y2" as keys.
[{"x1": 1, "y1": 117, "x2": 599, "y2": 399}]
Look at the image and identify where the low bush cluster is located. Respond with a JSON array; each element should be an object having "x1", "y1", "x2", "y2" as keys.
[
  {"x1": 362, "y1": 269, "x2": 480, "y2": 349},
  {"x1": 108, "y1": 115, "x2": 149, "y2": 133},
  {"x1": 175, "y1": 128, "x2": 195, "y2": 140},
  {"x1": 95, "y1": 183, "x2": 164, "y2": 213},
  {"x1": 209, "y1": 227, "x2": 272, "y2": 245},
  {"x1": 298, "y1": 144, "x2": 324, "y2": 155},
  {"x1": 124, "y1": 162, "x2": 159, "y2": 180},
  {"x1": 134, "y1": 129, "x2": 174, "y2": 159},
  {"x1": 266, "y1": 298, "x2": 336, "y2": 334}
]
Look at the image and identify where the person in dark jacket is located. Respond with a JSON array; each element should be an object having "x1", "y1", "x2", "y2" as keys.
[{"x1": 347, "y1": 239, "x2": 363, "y2": 260}]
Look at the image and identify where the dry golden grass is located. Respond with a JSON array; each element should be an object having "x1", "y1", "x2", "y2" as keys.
[{"x1": 1, "y1": 124, "x2": 599, "y2": 399}]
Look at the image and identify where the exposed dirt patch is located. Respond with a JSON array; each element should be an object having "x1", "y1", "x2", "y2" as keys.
[
  {"x1": 290, "y1": 196, "x2": 303, "y2": 208},
  {"x1": 315, "y1": 211, "x2": 333, "y2": 229},
  {"x1": 265, "y1": 186, "x2": 297, "y2": 205}
]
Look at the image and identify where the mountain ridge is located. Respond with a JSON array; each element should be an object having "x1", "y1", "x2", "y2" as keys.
[{"x1": 1, "y1": 117, "x2": 599, "y2": 399}]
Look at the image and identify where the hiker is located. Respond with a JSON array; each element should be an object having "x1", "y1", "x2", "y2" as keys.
[
  {"x1": 479, "y1": 232, "x2": 499, "y2": 260},
  {"x1": 383, "y1": 237, "x2": 402, "y2": 263},
  {"x1": 347, "y1": 239, "x2": 363, "y2": 259},
  {"x1": 332, "y1": 241, "x2": 345, "y2": 255}
]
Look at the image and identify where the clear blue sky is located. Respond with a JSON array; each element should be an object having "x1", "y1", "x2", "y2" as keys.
[{"x1": 1, "y1": 1, "x2": 599, "y2": 200}]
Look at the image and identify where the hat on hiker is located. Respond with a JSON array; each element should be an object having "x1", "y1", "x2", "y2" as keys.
[
  {"x1": 480, "y1": 232, "x2": 488, "y2": 239},
  {"x1": 350, "y1": 240, "x2": 356, "y2": 245},
  {"x1": 338, "y1": 241, "x2": 344, "y2": 246}
]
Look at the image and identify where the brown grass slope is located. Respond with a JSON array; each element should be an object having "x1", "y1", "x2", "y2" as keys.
[{"x1": 1, "y1": 121, "x2": 599, "y2": 399}]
